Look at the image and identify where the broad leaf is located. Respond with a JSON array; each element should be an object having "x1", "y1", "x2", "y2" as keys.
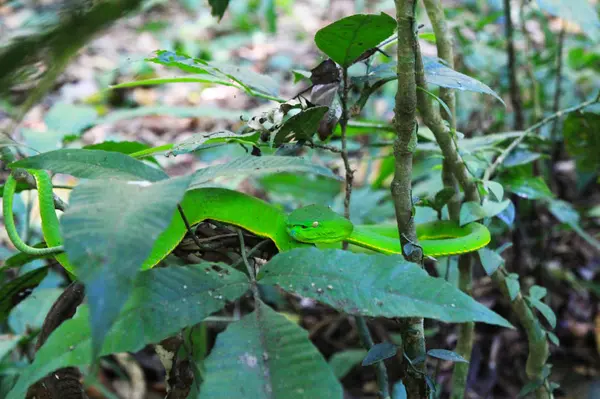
[
  {"x1": 503, "y1": 149, "x2": 542, "y2": 168},
  {"x1": 189, "y1": 156, "x2": 341, "y2": 189},
  {"x1": 314, "y1": 13, "x2": 396, "y2": 67},
  {"x1": 170, "y1": 130, "x2": 258, "y2": 155},
  {"x1": 362, "y1": 342, "x2": 397, "y2": 365},
  {"x1": 481, "y1": 199, "x2": 511, "y2": 219},
  {"x1": 10, "y1": 149, "x2": 167, "y2": 182},
  {"x1": 0, "y1": 267, "x2": 48, "y2": 322},
  {"x1": 328, "y1": 349, "x2": 367, "y2": 379},
  {"x1": 6, "y1": 263, "x2": 249, "y2": 399},
  {"x1": 97, "y1": 105, "x2": 246, "y2": 124},
  {"x1": 8, "y1": 288, "x2": 63, "y2": 335},
  {"x1": 258, "y1": 248, "x2": 512, "y2": 327},
  {"x1": 501, "y1": 176, "x2": 554, "y2": 200},
  {"x1": 427, "y1": 349, "x2": 468, "y2": 363},
  {"x1": 198, "y1": 300, "x2": 343, "y2": 399},
  {"x1": 505, "y1": 273, "x2": 521, "y2": 301},
  {"x1": 536, "y1": 0, "x2": 600, "y2": 41},
  {"x1": 484, "y1": 181, "x2": 504, "y2": 201},
  {"x1": 61, "y1": 176, "x2": 191, "y2": 357}
]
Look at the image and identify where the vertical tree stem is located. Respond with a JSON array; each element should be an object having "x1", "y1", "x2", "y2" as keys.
[
  {"x1": 504, "y1": 0, "x2": 525, "y2": 130},
  {"x1": 393, "y1": 1, "x2": 427, "y2": 398}
]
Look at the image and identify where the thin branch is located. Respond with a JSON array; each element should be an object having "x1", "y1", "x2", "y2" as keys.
[
  {"x1": 483, "y1": 92, "x2": 600, "y2": 181},
  {"x1": 305, "y1": 141, "x2": 343, "y2": 153}
]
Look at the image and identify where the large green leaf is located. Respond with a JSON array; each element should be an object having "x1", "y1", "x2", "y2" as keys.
[
  {"x1": 0, "y1": 267, "x2": 48, "y2": 323},
  {"x1": 536, "y1": 0, "x2": 600, "y2": 41},
  {"x1": 198, "y1": 300, "x2": 343, "y2": 399},
  {"x1": 314, "y1": 13, "x2": 396, "y2": 67},
  {"x1": 501, "y1": 176, "x2": 554, "y2": 200},
  {"x1": 189, "y1": 156, "x2": 341, "y2": 189},
  {"x1": 258, "y1": 248, "x2": 512, "y2": 327},
  {"x1": 6, "y1": 263, "x2": 249, "y2": 399},
  {"x1": 273, "y1": 106, "x2": 329, "y2": 145},
  {"x1": 97, "y1": 106, "x2": 246, "y2": 124},
  {"x1": 10, "y1": 149, "x2": 167, "y2": 181},
  {"x1": 563, "y1": 111, "x2": 600, "y2": 171},
  {"x1": 60, "y1": 176, "x2": 191, "y2": 357}
]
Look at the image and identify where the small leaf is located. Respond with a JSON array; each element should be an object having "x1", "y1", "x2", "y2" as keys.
[
  {"x1": 502, "y1": 176, "x2": 554, "y2": 200},
  {"x1": 547, "y1": 199, "x2": 579, "y2": 224},
  {"x1": 484, "y1": 181, "x2": 504, "y2": 201},
  {"x1": 528, "y1": 285, "x2": 547, "y2": 301},
  {"x1": 314, "y1": 13, "x2": 396, "y2": 67},
  {"x1": 10, "y1": 149, "x2": 167, "y2": 182},
  {"x1": 392, "y1": 381, "x2": 408, "y2": 399},
  {"x1": 547, "y1": 331, "x2": 560, "y2": 346},
  {"x1": 505, "y1": 273, "x2": 521, "y2": 301},
  {"x1": 459, "y1": 201, "x2": 487, "y2": 225},
  {"x1": 362, "y1": 342, "x2": 398, "y2": 366},
  {"x1": 198, "y1": 301, "x2": 343, "y2": 399},
  {"x1": 0, "y1": 267, "x2": 49, "y2": 322},
  {"x1": 518, "y1": 379, "x2": 543, "y2": 398},
  {"x1": 433, "y1": 187, "x2": 457, "y2": 210},
  {"x1": 208, "y1": 0, "x2": 230, "y2": 20},
  {"x1": 61, "y1": 175, "x2": 191, "y2": 357},
  {"x1": 478, "y1": 247, "x2": 504, "y2": 276},
  {"x1": 496, "y1": 200, "x2": 516, "y2": 227},
  {"x1": 482, "y1": 199, "x2": 511, "y2": 218},
  {"x1": 190, "y1": 156, "x2": 341, "y2": 189},
  {"x1": 0, "y1": 334, "x2": 21, "y2": 360},
  {"x1": 527, "y1": 297, "x2": 556, "y2": 329},
  {"x1": 426, "y1": 349, "x2": 469, "y2": 363},
  {"x1": 258, "y1": 248, "x2": 513, "y2": 328},
  {"x1": 329, "y1": 349, "x2": 367, "y2": 379}
]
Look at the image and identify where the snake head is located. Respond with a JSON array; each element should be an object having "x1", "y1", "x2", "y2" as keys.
[{"x1": 286, "y1": 205, "x2": 353, "y2": 244}]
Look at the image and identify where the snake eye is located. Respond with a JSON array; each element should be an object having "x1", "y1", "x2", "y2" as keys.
[{"x1": 312, "y1": 221, "x2": 319, "y2": 228}]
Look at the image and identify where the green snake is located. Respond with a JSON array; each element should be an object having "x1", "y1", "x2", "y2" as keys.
[{"x1": 3, "y1": 169, "x2": 491, "y2": 275}]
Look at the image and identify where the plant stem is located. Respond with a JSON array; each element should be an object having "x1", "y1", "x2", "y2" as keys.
[
  {"x1": 355, "y1": 317, "x2": 391, "y2": 399},
  {"x1": 393, "y1": 1, "x2": 428, "y2": 398},
  {"x1": 549, "y1": 23, "x2": 566, "y2": 194}
]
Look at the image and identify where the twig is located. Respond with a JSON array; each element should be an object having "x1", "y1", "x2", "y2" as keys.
[
  {"x1": 339, "y1": 67, "x2": 354, "y2": 225},
  {"x1": 305, "y1": 141, "x2": 343, "y2": 154},
  {"x1": 355, "y1": 317, "x2": 391, "y2": 399},
  {"x1": 483, "y1": 92, "x2": 600, "y2": 181},
  {"x1": 238, "y1": 230, "x2": 260, "y2": 302},
  {"x1": 177, "y1": 204, "x2": 206, "y2": 251}
]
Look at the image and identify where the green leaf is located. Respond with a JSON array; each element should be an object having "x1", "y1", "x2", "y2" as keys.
[
  {"x1": 2, "y1": 243, "x2": 53, "y2": 269},
  {"x1": 190, "y1": 156, "x2": 341, "y2": 189},
  {"x1": 0, "y1": 267, "x2": 48, "y2": 322},
  {"x1": 82, "y1": 141, "x2": 160, "y2": 165},
  {"x1": 505, "y1": 273, "x2": 520, "y2": 301},
  {"x1": 362, "y1": 342, "x2": 397, "y2": 365},
  {"x1": 209, "y1": 0, "x2": 230, "y2": 20},
  {"x1": 328, "y1": 349, "x2": 367, "y2": 379},
  {"x1": 503, "y1": 149, "x2": 542, "y2": 168},
  {"x1": 502, "y1": 176, "x2": 554, "y2": 200},
  {"x1": 484, "y1": 180, "x2": 504, "y2": 201},
  {"x1": 477, "y1": 247, "x2": 504, "y2": 276},
  {"x1": 273, "y1": 106, "x2": 329, "y2": 145},
  {"x1": 148, "y1": 50, "x2": 280, "y2": 99},
  {"x1": 97, "y1": 105, "x2": 246, "y2": 124},
  {"x1": 418, "y1": 131, "x2": 525, "y2": 153},
  {"x1": 426, "y1": 349, "x2": 469, "y2": 363},
  {"x1": 198, "y1": 300, "x2": 343, "y2": 399},
  {"x1": 169, "y1": 130, "x2": 258, "y2": 155},
  {"x1": 518, "y1": 379, "x2": 544, "y2": 398},
  {"x1": 258, "y1": 248, "x2": 512, "y2": 328},
  {"x1": 481, "y1": 199, "x2": 511, "y2": 218},
  {"x1": 536, "y1": 0, "x2": 600, "y2": 41},
  {"x1": 496, "y1": 200, "x2": 516, "y2": 227},
  {"x1": 547, "y1": 199, "x2": 579, "y2": 224},
  {"x1": 10, "y1": 149, "x2": 167, "y2": 182},
  {"x1": 8, "y1": 288, "x2": 63, "y2": 335},
  {"x1": 5, "y1": 263, "x2": 249, "y2": 399},
  {"x1": 110, "y1": 75, "x2": 236, "y2": 90},
  {"x1": 547, "y1": 331, "x2": 560, "y2": 346},
  {"x1": 61, "y1": 175, "x2": 191, "y2": 357},
  {"x1": 44, "y1": 102, "x2": 98, "y2": 134},
  {"x1": 392, "y1": 381, "x2": 407, "y2": 399},
  {"x1": 527, "y1": 296, "x2": 556, "y2": 329},
  {"x1": 314, "y1": 13, "x2": 396, "y2": 67},
  {"x1": 459, "y1": 201, "x2": 487, "y2": 225},
  {"x1": 528, "y1": 285, "x2": 547, "y2": 301},
  {"x1": 260, "y1": 173, "x2": 340, "y2": 206}
]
